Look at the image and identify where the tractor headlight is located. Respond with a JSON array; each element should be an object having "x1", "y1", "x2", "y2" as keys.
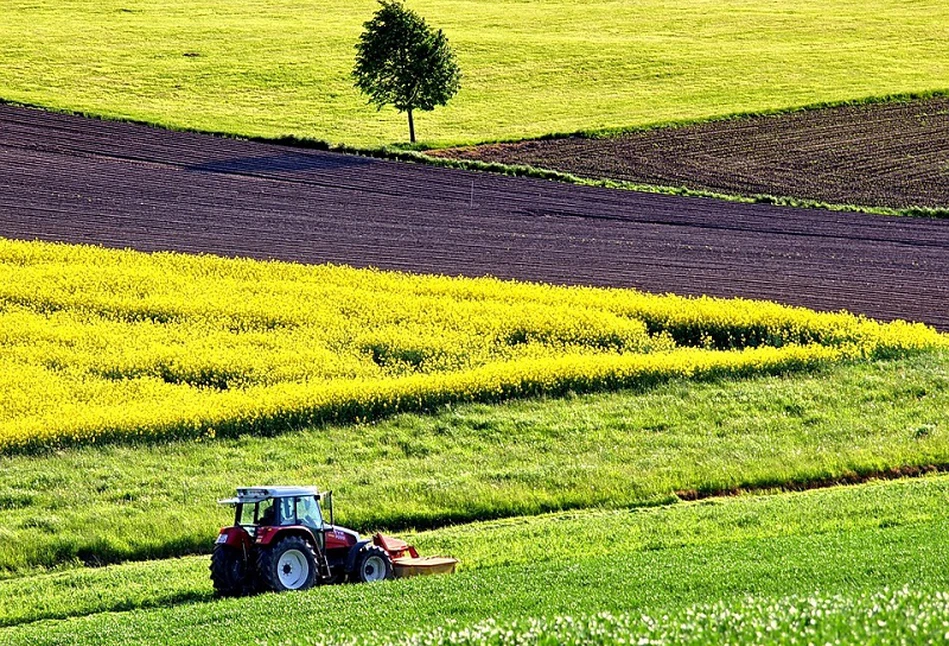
[{"x1": 215, "y1": 534, "x2": 228, "y2": 544}]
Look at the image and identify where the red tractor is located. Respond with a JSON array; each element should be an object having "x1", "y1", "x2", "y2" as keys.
[{"x1": 210, "y1": 486, "x2": 455, "y2": 595}]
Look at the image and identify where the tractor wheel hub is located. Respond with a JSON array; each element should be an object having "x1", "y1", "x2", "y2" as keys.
[{"x1": 277, "y1": 549, "x2": 309, "y2": 589}]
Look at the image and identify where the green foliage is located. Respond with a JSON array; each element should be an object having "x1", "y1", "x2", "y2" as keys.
[
  {"x1": 353, "y1": 0, "x2": 460, "y2": 142},
  {"x1": 0, "y1": 350, "x2": 946, "y2": 575},
  {"x1": 2, "y1": 0, "x2": 948, "y2": 146},
  {"x1": 3, "y1": 475, "x2": 949, "y2": 643}
]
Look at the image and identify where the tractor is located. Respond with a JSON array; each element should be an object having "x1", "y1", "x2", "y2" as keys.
[{"x1": 210, "y1": 486, "x2": 455, "y2": 595}]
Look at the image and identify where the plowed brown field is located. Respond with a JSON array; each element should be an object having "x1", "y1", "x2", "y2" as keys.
[
  {"x1": 1, "y1": 105, "x2": 948, "y2": 329},
  {"x1": 436, "y1": 98, "x2": 949, "y2": 210}
]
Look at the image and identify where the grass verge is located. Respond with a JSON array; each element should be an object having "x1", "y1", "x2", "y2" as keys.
[{"x1": 413, "y1": 148, "x2": 949, "y2": 219}]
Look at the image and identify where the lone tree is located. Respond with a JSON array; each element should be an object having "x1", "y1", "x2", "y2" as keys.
[{"x1": 353, "y1": 0, "x2": 461, "y2": 143}]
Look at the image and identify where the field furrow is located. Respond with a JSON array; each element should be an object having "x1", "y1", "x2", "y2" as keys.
[
  {"x1": 1, "y1": 106, "x2": 948, "y2": 330},
  {"x1": 438, "y1": 97, "x2": 949, "y2": 210}
]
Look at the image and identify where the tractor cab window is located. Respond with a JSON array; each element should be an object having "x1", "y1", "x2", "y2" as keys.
[
  {"x1": 238, "y1": 503, "x2": 254, "y2": 527},
  {"x1": 277, "y1": 497, "x2": 296, "y2": 526},
  {"x1": 257, "y1": 499, "x2": 277, "y2": 526},
  {"x1": 237, "y1": 500, "x2": 276, "y2": 526},
  {"x1": 295, "y1": 495, "x2": 323, "y2": 529}
]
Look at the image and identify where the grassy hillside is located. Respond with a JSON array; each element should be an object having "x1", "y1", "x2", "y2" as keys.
[
  {"x1": 2, "y1": 475, "x2": 948, "y2": 643},
  {"x1": 2, "y1": 0, "x2": 948, "y2": 146},
  {"x1": 0, "y1": 348, "x2": 946, "y2": 574}
]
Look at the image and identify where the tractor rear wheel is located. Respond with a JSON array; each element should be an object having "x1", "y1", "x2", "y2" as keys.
[
  {"x1": 210, "y1": 545, "x2": 251, "y2": 596},
  {"x1": 352, "y1": 545, "x2": 393, "y2": 583},
  {"x1": 257, "y1": 536, "x2": 319, "y2": 592}
]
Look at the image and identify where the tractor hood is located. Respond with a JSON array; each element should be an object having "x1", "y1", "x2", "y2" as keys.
[{"x1": 325, "y1": 525, "x2": 360, "y2": 549}]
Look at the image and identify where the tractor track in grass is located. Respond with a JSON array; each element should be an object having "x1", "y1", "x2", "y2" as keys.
[
  {"x1": 674, "y1": 463, "x2": 949, "y2": 502},
  {"x1": 1, "y1": 105, "x2": 948, "y2": 329}
]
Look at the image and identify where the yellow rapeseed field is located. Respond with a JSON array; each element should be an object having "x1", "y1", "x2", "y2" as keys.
[{"x1": 0, "y1": 239, "x2": 943, "y2": 453}]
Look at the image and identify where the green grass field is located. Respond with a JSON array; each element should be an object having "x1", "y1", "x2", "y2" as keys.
[
  {"x1": 2, "y1": 474, "x2": 948, "y2": 643},
  {"x1": 1, "y1": 349, "x2": 946, "y2": 576},
  {"x1": 3, "y1": 0, "x2": 948, "y2": 147},
  {"x1": 307, "y1": 586, "x2": 949, "y2": 646},
  {"x1": 324, "y1": 587, "x2": 949, "y2": 646}
]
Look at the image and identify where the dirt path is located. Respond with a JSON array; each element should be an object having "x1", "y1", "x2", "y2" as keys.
[
  {"x1": 436, "y1": 98, "x2": 949, "y2": 210},
  {"x1": 1, "y1": 105, "x2": 948, "y2": 329}
]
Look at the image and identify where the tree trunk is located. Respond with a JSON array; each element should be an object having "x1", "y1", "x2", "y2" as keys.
[{"x1": 407, "y1": 108, "x2": 415, "y2": 143}]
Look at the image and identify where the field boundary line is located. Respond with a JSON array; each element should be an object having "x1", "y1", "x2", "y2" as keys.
[
  {"x1": 441, "y1": 88, "x2": 949, "y2": 144},
  {"x1": 3, "y1": 92, "x2": 948, "y2": 218}
]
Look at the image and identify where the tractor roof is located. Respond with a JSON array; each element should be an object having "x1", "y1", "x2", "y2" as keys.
[{"x1": 218, "y1": 486, "x2": 321, "y2": 505}]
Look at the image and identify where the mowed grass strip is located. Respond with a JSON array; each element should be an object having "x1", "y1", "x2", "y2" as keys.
[
  {"x1": 0, "y1": 350, "x2": 946, "y2": 575},
  {"x1": 2, "y1": 475, "x2": 948, "y2": 640},
  {"x1": 2, "y1": 0, "x2": 948, "y2": 146}
]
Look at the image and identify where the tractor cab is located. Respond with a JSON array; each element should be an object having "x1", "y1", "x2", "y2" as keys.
[{"x1": 229, "y1": 486, "x2": 327, "y2": 536}]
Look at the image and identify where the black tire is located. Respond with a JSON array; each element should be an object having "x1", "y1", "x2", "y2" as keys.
[
  {"x1": 210, "y1": 544, "x2": 251, "y2": 596},
  {"x1": 352, "y1": 545, "x2": 393, "y2": 583},
  {"x1": 257, "y1": 536, "x2": 319, "y2": 592}
]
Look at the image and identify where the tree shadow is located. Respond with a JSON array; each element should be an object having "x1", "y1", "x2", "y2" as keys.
[{"x1": 187, "y1": 152, "x2": 374, "y2": 175}]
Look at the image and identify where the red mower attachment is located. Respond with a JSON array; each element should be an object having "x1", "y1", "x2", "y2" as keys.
[{"x1": 373, "y1": 532, "x2": 419, "y2": 559}]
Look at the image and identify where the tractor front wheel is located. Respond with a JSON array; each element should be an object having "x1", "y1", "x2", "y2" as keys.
[
  {"x1": 210, "y1": 544, "x2": 251, "y2": 596},
  {"x1": 352, "y1": 545, "x2": 393, "y2": 583},
  {"x1": 257, "y1": 536, "x2": 319, "y2": 592}
]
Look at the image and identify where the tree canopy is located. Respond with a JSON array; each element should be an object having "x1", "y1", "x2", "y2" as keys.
[{"x1": 353, "y1": 0, "x2": 461, "y2": 143}]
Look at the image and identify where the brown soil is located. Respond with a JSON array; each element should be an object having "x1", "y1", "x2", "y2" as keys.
[
  {"x1": 1, "y1": 105, "x2": 948, "y2": 330},
  {"x1": 434, "y1": 98, "x2": 949, "y2": 210}
]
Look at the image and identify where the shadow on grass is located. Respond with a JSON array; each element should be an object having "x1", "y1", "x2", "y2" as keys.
[{"x1": 1, "y1": 589, "x2": 214, "y2": 629}]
